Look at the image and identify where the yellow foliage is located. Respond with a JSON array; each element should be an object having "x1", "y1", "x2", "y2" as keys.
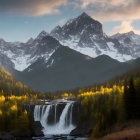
[
  {"x1": 10, "y1": 104, "x2": 18, "y2": 111},
  {"x1": 0, "y1": 96, "x2": 5, "y2": 102},
  {"x1": 78, "y1": 85, "x2": 124, "y2": 98},
  {"x1": 61, "y1": 93, "x2": 74, "y2": 98},
  {"x1": 62, "y1": 93, "x2": 69, "y2": 97},
  {"x1": 24, "y1": 109, "x2": 28, "y2": 115},
  {"x1": 8, "y1": 95, "x2": 28, "y2": 100},
  {"x1": 0, "y1": 109, "x2": 2, "y2": 115}
]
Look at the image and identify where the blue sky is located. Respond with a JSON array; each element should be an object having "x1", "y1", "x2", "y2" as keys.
[{"x1": 0, "y1": 0, "x2": 140, "y2": 42}]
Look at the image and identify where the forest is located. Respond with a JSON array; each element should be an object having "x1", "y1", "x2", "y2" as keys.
[
  {"x1": 70, "y1": 67, "x2": 140, "y2": 138},
  {"x1": 0, "y1": 66, "x2": 140, "y2": 138},
  {"x1": 0, "y1": 67, "x2": 51, "y2": 136}
]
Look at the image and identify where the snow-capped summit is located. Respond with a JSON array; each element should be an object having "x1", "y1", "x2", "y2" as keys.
[
  {"x1": 50, "y1": 13, "x2": 131, "y2": 61},
  {"x1": 112, "y1": 31, "x2": 138, "y2": 39},
  {"x1": 0, "y1": 13, "x2": 140, "y2": 72},
  {"x1": 51, "y1": 12, "x2": 103, "y2": 39},
  {"x1": 36, "y1": 30, "x2": 49, "y2": 40},
  {"x1": 0, "y1": 31, "x2": 61, "y2": 71},
  {"x1": 52, "y1": 25, "x2": 61, "y2": 31},
  {"x1": 26, "y1": 38, "x2": 34, "y2": 44},
  {"x1": 80, "y1": 12, "x2": 89, "y2": 17},
  {"x1": 126, "y1": 31, "x2": 135, "y2": 35},
  {"x1": 111, "y1": 31, "x2": 135, "y2": 39},
  {"x1": 50, "y1": 12, "x2": 104, "y2": 46},
  {"x1": 50, "y1": 13, "x2": 140, "y2": 62},
  {"x1": 111, "y1": 31, "x2": 140, "y2": 58},
  {"x1": 0, "y1": 38, "x2": 5, "y2": 43}
]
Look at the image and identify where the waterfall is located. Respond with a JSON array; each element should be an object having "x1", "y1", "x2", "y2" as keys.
[
  {"x1": 57, "y1": 103, "x2": 71, "y2": 129},
  {"x1": 40, "y1": 105, "x2": 51, "y2": 129},
  {"x1": 34, "y1": 105, "x2": 41, "y2": 121},
  {"x1": 70, "y1": 103, "x2": 73, "y2": 125},
  {"x1": 41, "y1": 105, "x2": 46, "y2": 118},
  {"x1": 54, "y1": 104, "x2": 57, "y2": 124},
  {"x1": 34, "y1": 102, "x2": 75, "y2": 135}
]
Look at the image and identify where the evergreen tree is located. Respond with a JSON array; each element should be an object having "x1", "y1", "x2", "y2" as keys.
[{"x1": 123, "y1": 78, "x2": 136, "y2": 120}]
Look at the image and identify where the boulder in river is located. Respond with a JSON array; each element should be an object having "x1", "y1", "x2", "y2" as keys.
[{"x1": 70, "y1": 121, "x2": 94, "y2": 136}]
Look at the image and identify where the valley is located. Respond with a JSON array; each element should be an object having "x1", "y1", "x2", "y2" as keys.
[{"x1": 0, "y1": 12, "x2": 140, "y2": 140}]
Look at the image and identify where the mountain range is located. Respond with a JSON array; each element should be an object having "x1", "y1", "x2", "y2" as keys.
[{"x1": 0, "y1": 12, "x2": 140, "y2": 91}]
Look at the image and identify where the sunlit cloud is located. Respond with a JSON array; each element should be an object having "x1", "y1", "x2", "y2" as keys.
[
  {"x1": 111, "y1": 21, "x2": 140, "y2": 35},
  {"x1": 80, "y1": 0, "x2": 131, "y2": 8},
  {"x1": 0, "y1": 0, "x2": 67, "y2": 16},
  {"x1": 1, "y1": 0, "x2": 140, "y2": 22},
  {"x1": 72, "y1": 0, "x2": 140, "y2": 22}
]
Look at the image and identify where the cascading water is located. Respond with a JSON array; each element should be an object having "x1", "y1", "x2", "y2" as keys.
[
  {"x1": 54, "y1": 104, "x2": 57, "y2": 124},
  {"x1": 57, "y1": 103, "x2": 71, "y2": 130},
  {"x1": 70, "y1": 103, "x2": 73, "y2": 125},
  {"x1": 34, "y1": 102, "x2": 75, "y2": 135},
  {"x1": 40, "y1": 105, "x2": 51, "y2": 129},
  {"x1": 41, "y1": 105, "x2": 46, "y2": 118},
  {"x1": 34, "y1": 105, "x2": 41, "y2": 121}
]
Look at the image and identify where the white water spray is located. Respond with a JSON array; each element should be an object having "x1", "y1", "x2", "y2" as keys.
[
  {"x1": 34, "y1": 105, "x2": 41, "y2": 121},
  {"x1": 34, "y1": 102, "x2": 75, "y2": 135},
  {"x1": 55, "y1": 104, "x2": 57, "y2": 124}
]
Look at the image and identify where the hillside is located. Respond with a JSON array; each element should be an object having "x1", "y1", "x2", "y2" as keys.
[
  {"x1": 13, "y1": 46, "x2": 140, "y2": 92},
  {"x1": 0, "y1": 66, "x2": 37, "y2": 96},
  {"x1": 68, "y1": 67, "x2": 140, "y2": 138}
]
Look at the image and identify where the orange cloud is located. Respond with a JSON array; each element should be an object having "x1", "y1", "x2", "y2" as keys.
[
  {"x1": 0, "y1": 0, "x2": 67, "y2": 16},
  {"x1": 76, "y1": 0, "x2": 140, "y2": 22},
  {"x1": 111, "y1": 21, "x2": 140, "y2": 35}
]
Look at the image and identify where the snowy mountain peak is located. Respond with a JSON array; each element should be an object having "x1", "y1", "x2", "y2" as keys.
[
  {"x1": 51, "y1": 26, "x2": 62, "y2": 34},
  {"x1": 55, "y1": 25, "x2": 61, "y2": 30},
  {"x1": 50, "y1": 13, "x2": 140, "y2": 62},
  {"x1": 36, "y1": 30, "x2": 49, "y2": 40},
  {"x1": 63, "y1": 12, "x2": 102, "y2": 31},
  {"x1": 77, "y1": 12, "x2": 93, "y2": 20},
  {"x1": 51, "y1": 12, "x2": 103, "y2": 43},
  {"x1": 0, "y1": 38, "x2": 5, "y2": 43},
  {"x1": 110, "y1": 31, "x2": 140, "y2": 60},
  {"x1": 80, "y1": 12, "x2": 89, "y2": 17},
  {"x1": 0, "y1": 13, "x2": 140, "y2": 72},
  {"x1": 127, "y1": 31, "x2": 135, "y2": 35},
  {"x1": 64, "y1": 12, "x2": 89, "y2": 26},
  {"x1": 111, "y1": 31, "x2": 139, "y2": 40},
  {"x1": 112, "y1": 31, "x2": 136, "y2": 39},
  {"x1": 26, "y1": 37, "x2": 34, "y2": 44}
]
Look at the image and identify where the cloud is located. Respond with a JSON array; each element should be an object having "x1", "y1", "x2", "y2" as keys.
[
  {"x1": 0, "y1": 0, "x2": 67, "y2": 16},
  {"x1": 80, "y1": 0, "x2": 130, "y2": 8},
  {"x1": 1, "y1": 0, "x2": 140, "y2": 22},
  {"x1": 111, "y1": 21, "x2": 140, "y2": 35},
  {"x1": 73, "y1": 0, "x2": 140, "y2": 22},
  {"x1": 57, "y1": 18, "x2": 67, "y2": 26}
]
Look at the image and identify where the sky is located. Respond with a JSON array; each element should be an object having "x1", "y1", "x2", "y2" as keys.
[{"x1": 0, "y1": 0, "x2": 140, "y2": 42}]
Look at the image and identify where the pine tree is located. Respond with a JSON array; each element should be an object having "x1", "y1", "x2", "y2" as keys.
[{"x1": 123, "y1": 78, "x2": 136, "y2": 120}]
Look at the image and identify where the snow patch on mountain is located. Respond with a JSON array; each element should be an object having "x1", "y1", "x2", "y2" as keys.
[
  {"x1": 51, "y1": 13, "x2": 140, "y2": 62},
  {"x1": 47, "y1": 59, "x2": 54, "y2": 68},
  {"x1": 0, "y1": 13, "x2": 140, "y2": 72},
  {"x1": 0, "y1": 32, "x2": 61, "y2": 71}
]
